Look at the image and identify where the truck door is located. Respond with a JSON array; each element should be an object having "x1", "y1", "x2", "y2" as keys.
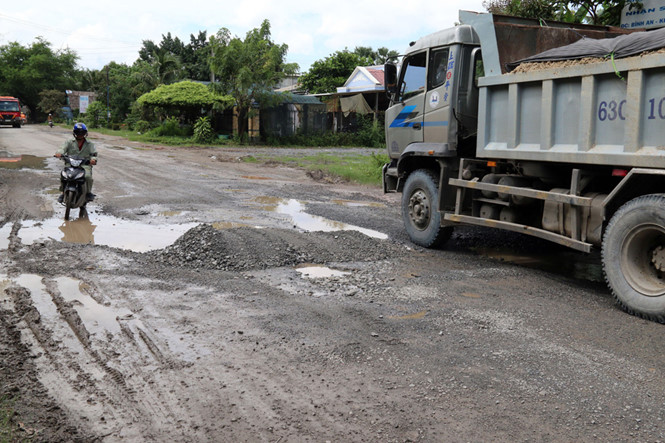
[
  {"x1": 386, "y1": 51, "x2": 427, "y2": 156},
  {"x1": 424, "y1": 48, "x2": 451, "y2": 143}
]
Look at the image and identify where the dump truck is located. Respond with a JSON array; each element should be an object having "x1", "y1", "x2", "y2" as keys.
[{"x1": 382, "y1": 11, "x2": 665, "y2": 321}]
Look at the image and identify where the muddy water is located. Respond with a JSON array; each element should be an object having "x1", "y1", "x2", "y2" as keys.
[
  {"x1": 0, "y1": 223, "x2": 11, "y2": 249},
  {"x1": 55, "y1": 276, "x2": 133, "y2": 335},
  {"x1": 16, "y1": 215, "x2": 198, "y2": 252},
  {"x1": 0, "y1": 154, "x2": 48, "y2": 170},
  {"x1": 296, "y1": 264, "x2": 350, "y2": 279},
  {"x1": 254, "y1": 197, "x2": 388, "y2": 239}
]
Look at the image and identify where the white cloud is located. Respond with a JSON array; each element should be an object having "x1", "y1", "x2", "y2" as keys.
[{"x1": 0, "y1": 0, "x2": 487, "y2": 71}]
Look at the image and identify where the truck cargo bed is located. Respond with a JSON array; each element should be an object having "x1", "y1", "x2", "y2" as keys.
[{"x1": 477, "y1": 52, "x2": 665, "y2": 168}]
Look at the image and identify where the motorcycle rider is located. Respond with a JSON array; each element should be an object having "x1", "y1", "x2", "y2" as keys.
[{"x1": 55, "y1": 122, "x2": 97, "y2": 203}]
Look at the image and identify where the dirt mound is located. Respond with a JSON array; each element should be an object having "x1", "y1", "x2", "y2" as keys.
[{"x1": 146, "y1": 224, "x2": 397, "y2": 271}]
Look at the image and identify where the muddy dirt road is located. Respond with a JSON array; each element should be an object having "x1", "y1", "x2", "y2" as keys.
[{"x1": 1, "y1": 125, "x2": 665, "y2": 442}]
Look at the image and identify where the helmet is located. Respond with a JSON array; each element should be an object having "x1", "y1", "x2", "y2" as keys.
[{"x1": 73, "y1": 122, "x2": 87, "y2": 136}]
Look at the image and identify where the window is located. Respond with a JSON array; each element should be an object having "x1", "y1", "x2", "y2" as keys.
[
  {"x1": 428, "y1": 49, "x2": 449, "y2": 89},
  {"x1": 0, "y1": 101, "x2": 19, "y2": 112},
  {"x1": 399, "y1": 52, "x2": 426, "y2": 101}
]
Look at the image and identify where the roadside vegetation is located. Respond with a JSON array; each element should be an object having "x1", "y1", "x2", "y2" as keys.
[
  {"x1": 242, "y1": 150, "x2": 389, "y2": 186},
  {"x1": 0, "y1": 396, "x2": 19, "y2": 443}
]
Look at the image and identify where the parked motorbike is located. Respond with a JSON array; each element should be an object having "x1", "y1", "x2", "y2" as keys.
[{"x1": 57, "y1": 154, "x2": 90, "y2": 220}]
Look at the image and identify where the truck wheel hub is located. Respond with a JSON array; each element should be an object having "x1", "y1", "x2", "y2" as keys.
[
  {"x1": 409, "y1": 190, "x2": 430, "y2": 230},
  {"x1": 651, "y1": 245, "x2": 665, "y2": 272}
]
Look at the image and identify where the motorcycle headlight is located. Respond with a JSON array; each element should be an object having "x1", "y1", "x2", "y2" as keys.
[
  {"x1": 61, "y1": 170, "x2": 68, "y2": 179},
  {"x1": 74, "y1": 171, "x2": 85, "y2": 179}
]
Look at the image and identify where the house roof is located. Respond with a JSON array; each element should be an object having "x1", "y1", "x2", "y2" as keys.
[{"x1": 336, "y1": 65, "x2": 385, "y2": 94}]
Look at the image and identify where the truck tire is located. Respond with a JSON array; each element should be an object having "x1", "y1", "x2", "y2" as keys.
[
  {"x1": 602, "y1": 194, "x2": 665, "y2": 322},
  {"x1": 402, "y1": 169, "x2": 452, "y2": 248}
]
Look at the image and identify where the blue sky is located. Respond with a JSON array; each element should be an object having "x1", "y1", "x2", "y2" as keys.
[{"x1": 0, "y1": 1, "x2": 487, "y2": 72}]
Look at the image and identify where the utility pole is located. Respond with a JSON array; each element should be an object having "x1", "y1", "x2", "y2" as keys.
[{"x1": 106, "y1": 66, "x2": 111, "y2": 124}]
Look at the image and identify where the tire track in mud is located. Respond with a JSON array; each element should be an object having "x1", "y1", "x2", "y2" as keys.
[{"x1": 3, "y1": 273, "x2": 202, "y2": 440}]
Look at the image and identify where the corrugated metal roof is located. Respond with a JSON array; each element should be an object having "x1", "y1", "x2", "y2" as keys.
[{"x1": 366, "y1": 68, "x2": 385, "y2": 85}]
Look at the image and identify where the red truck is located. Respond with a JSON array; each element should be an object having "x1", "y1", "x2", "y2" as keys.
[{"x1": 0, "y1": 96, "x2": 22, "y2": 128}]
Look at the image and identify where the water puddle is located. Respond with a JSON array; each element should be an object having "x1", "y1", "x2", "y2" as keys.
[
  {"x1": 1, "y1": 273, "x2": 134, "y2": 340},
  {"x1": 254, "y1": 197, "x2": 388, "y2": 239},
  {"x1": 16, "y1": 215, "x2": 198, "y2": 252},
  {"x1": 55, "y1": 276, "x2": 133, "y2": 335},
  {"x1": 296, "y1": 264, "x2": 350, "y2": 279},
  {"x1": 0, "y1": 153, "x2": 47, "y2": 170},
  {"x1": 388, "y1": 311, "x2": 428, "y2": 320},
  {"x1": 332, "y1": 199, "x2": 386, "y2": 208},
  {"x1": 157, "y1": 211, "x2": 183, "y2": 217},
  {"x1": 0, "y1": 223, "x2": 11, "y2": 249}
]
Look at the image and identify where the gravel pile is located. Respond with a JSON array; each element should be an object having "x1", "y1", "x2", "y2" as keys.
[{"x1": 146, "y1": 224, "x2": 399, "y2": 271}]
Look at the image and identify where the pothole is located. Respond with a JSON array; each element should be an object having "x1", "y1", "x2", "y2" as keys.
[
  {"x1": 15, "y1": 214, "x2": 198, "y2": 252},
  {"x1": 254, "y1": 197, "x2": 388, "y2": 239},
  {"x1": 295, "y1": 264, "x2": 351, "y2": 279},
  {"x1": 0, "y1": 153, "x2": 48, "y2": 170}
]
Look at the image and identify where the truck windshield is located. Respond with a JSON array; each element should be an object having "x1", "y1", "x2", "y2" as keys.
[
  {"x1": 0, "y1": 101, "x2": 19, "y2": 112},
  {"x1": 399, "y1": 52, "x2": 427, "y2": 101}
]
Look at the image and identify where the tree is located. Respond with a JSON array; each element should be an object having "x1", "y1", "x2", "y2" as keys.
[
  {"x1": 183, "y1": 31, "x2": 211, "y2": 81},
  {"x1": 82, "y1": 100, "x2": 107, "y2": 128},
  {"x1": 353, "y1": 46, "x2": 400, "y2": 65},
  {"x1": 136, "y1": 80, "x2": 233, "y2": 123},
  {"x1": 209, "y1": 19, "x2": 298, "y2": 140},
  {"x1": 483, "y1": 0, "x2": 637, "y2": 26},
  {"x1": 0, "y1": 38, "x2": 78, "y2": 118},
  {"x1": 139, "y1": 31, "x2": 210, "y2": 81},
  {"x1": 38, "y1": 89, "x2": 66, "y2": 116},
  {"x1": 299, "y1": 50, "x2": 373, "y2": 94}
]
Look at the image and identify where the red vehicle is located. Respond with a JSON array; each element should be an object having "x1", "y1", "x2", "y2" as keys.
[{"x1": 0, "y1": 96, "x2": 22, "y2": 128}]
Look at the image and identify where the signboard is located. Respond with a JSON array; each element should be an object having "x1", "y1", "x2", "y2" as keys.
[
  {"x1": 79, "y1": 95, "x2": 89, "y2": 113},
  {"x1": 621, "y1": 0, "x2": 665, "y2": 29}
]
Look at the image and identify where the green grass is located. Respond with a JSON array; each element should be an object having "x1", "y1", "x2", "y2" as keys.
[
  {"x1": 88, "y1": 127, "x2": 233, "y2": 147},
  {"x1": 245, "y1": 151, "x2": 390, "y2": 186},
  {"x1": 0, "y1": 395, "x2": 18, "y2": 443},
  {"x1": 86, "y1": 128, "x2": 390, "y2": 186}
]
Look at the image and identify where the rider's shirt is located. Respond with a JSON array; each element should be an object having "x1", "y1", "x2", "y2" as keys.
[{"x1": 57, "y1": 138, "x2": 97, "y2": 162}]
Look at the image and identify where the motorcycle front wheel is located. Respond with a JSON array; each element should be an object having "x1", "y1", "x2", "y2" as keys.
[{"x1": 64, "y1": 190, "x2": 74, "y2": 220}]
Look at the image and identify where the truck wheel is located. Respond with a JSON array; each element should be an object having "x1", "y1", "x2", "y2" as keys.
[
  {"x1": 402, "y1": 169, "x2": 452, "y2": 248},
  {"x1": 602, "y1": 194, "x2": 665, "y2": 322}
]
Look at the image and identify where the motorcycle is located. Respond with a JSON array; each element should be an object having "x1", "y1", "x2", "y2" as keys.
[
  {"x1": 48, "y1": 120, "x2": 53, "y2": 128},
  {"x1": 57, "y1": 154, "x2": 91, "y2": 220}
]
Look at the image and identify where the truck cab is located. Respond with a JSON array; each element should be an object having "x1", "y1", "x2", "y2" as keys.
[
  {"x1": 383, "y1": 25, "x2": 481, "y2": 195},
  {"x1": 0, "y1": 96, "x2": 22, "y2": 128}
]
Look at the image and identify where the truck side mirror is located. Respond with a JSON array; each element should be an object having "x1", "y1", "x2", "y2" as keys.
[{"x1": 385, "y1": 63, "x2": 398, "y2": 94}]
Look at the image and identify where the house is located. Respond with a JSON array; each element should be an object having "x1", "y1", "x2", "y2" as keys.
[
  {"x1": 315, "y1": 65, "x2": 391, "y2": 132},
  {"x1": 65, "y1": 90, "x2": 97, "y2": 113}
]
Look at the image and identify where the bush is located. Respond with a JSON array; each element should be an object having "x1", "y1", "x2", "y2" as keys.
[
  {"x1": 193, "y1": 116, "x2": 216, "y2": 143},
  {"x1": 148, "y1": 117, "x2": 191, "y2": 137},
  {"x1": 264, "y1": 115, "x2": 385, "y2": 148},
  {"x1": 82, "y1": 100, "x2": 108, "y2": 128},
  {"x1": 134, "y1": 120, "x2": 152, "y2": 134}
]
